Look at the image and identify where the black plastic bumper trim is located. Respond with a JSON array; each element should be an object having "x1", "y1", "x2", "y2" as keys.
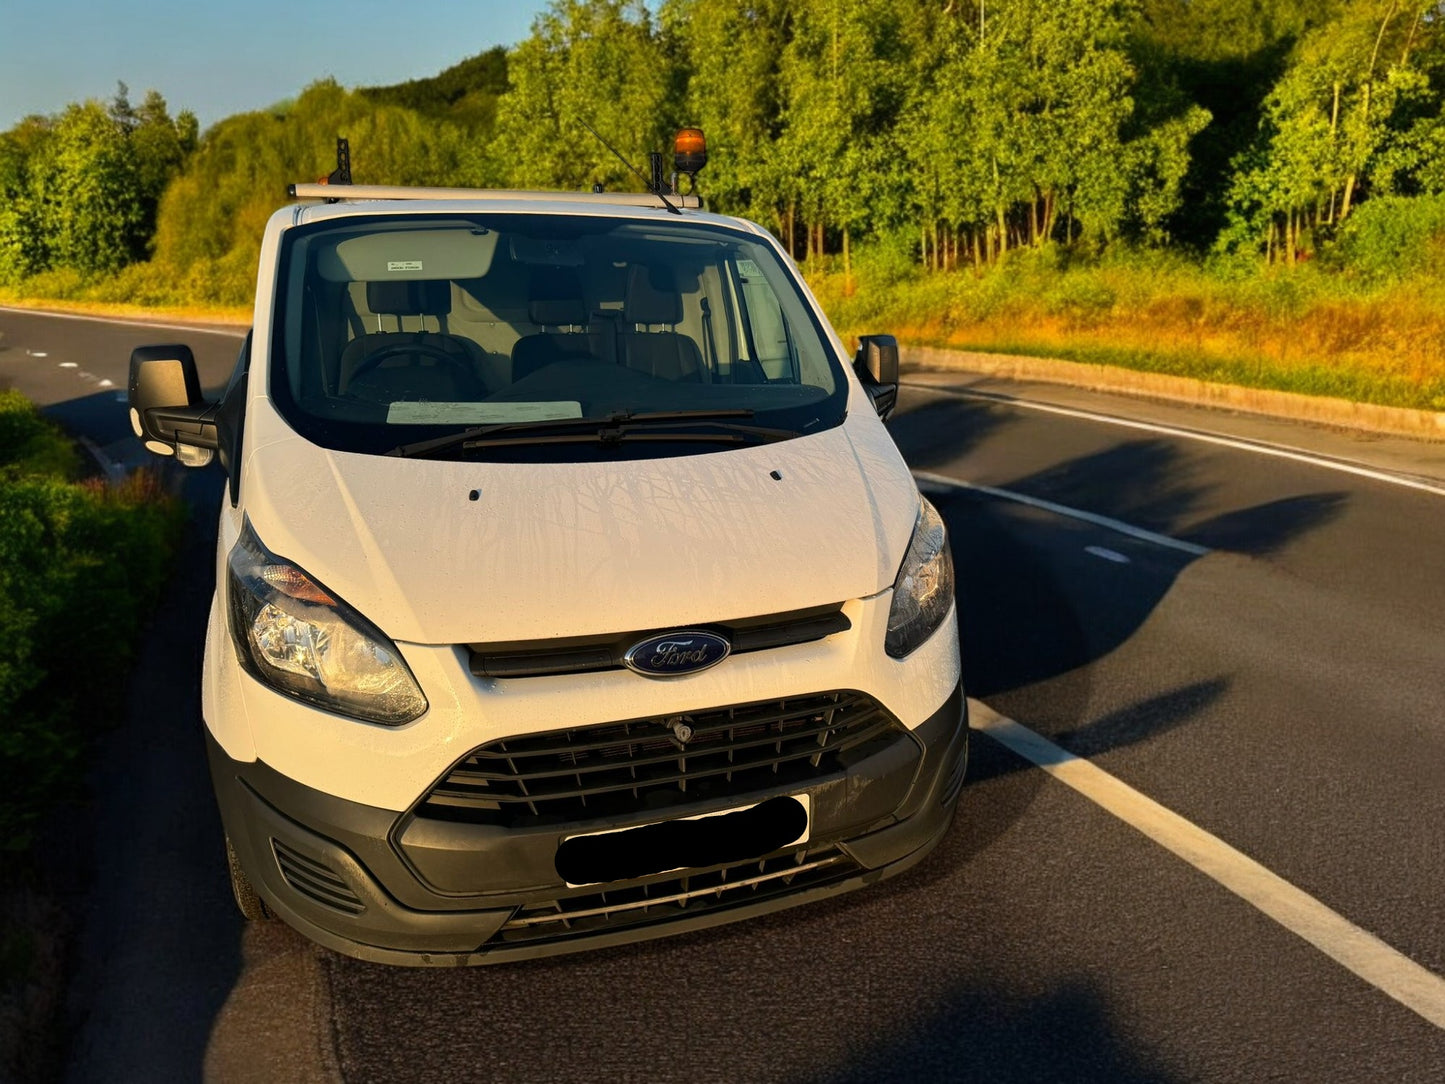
[{"x1": 204, "y1": 680, "x2": 967, "y2": 966}]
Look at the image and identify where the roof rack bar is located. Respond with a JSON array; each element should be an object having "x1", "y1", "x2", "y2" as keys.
[{"x1": 287, "y1": 183, "x2": 702, "y2": 208}]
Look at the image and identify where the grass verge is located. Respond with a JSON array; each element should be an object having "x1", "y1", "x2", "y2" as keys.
[
  {"x1": 813, "y1": 248, "x2": 1445, "y2": 414},
  {"x1": 0, "y1": 289, "x2": 249, "y2": 328}
]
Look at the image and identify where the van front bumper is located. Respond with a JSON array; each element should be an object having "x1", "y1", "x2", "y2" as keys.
[{"x1": 209, "y1": 683, "x2": 967, "y2": 966}]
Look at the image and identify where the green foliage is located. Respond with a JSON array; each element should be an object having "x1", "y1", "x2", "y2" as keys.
[
  {"x1": 1332, "y1": 192, "x2": 1445, "y2": 281},
  {"x1": 9, "y1": 0, "x2": 1445, "y2": 304},
  {"x1": 1221, "y1": 1, "x2": 1445, "y2": 259},
  {"x1": 359, "y1": 46, "x2": 510, "y2": 131},
  {"x1": 151, "y1": 79, "x2": 494, "y2": 306},
  {"x1": 0, "y1": 391, "x2": 80, "y2": 480},
  {"x1": 0, "y1": 88, "x2": 195, "y2": 282},
  {"x1": 492, "y1": 1, "x2": 680, "y2": 192},
  {"x1": 0, "y1": 397, "x2": 183, "y2": 848}
]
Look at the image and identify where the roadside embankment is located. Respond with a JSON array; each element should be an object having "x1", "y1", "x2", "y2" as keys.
[
  {"x1": 0, "y1": 295, "x2": 249, "y2": 331},
  {"x1": 903, "y1": 346, "x2": 1445, "y2": 443}
]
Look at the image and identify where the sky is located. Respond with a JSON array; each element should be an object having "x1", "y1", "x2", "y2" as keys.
[{"x1": 0, "y1": 0, "x2": 551, "y2": 130}]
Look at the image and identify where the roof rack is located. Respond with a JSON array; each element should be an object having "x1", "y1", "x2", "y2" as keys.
[{"x1": 287, "y1": 182, "x2": 703, "y2": 208}]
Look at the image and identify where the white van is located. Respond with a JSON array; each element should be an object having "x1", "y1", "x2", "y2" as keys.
[{"x1": 127, "y1": 161, "x2": 966, "y2": 965}]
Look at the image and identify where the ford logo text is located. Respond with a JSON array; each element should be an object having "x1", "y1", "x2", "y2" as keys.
[{"x1": 623, "y1": 630, "x2": 731, "y2": 678}]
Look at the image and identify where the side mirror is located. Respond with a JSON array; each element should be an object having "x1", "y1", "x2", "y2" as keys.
[
  {"x1": 853, "y1": 334, "x2": 899, "y2": 420},
  {"x1": 127, "y1": 344, "x2": 218, "y2": 467}
]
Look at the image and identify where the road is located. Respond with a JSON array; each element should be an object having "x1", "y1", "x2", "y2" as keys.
[{"x1": 2, "y1": 306, "x2": 1442, "y2": 1082}]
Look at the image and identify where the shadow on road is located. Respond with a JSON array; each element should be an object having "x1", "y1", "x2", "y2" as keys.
[
  {"x1": 819, "y1": 980, "x2": 1180, "y2": 1083},
  {"x1": 64, "y1": 469, "x2": 241, "y2": 1084},
  {"x1": 888, "y1": 395, "x2": 1018, "y2": 471},
  {"x1": 1183, "y1": 492, "x2": 1347, "y2": 555}
]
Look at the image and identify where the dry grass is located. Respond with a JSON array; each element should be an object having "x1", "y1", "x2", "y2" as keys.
[
  {"x1": 0, "y1": 291, "x2": 249, "y2": 329},
  {"x1": 818, "y1": 254, "x2": 1445, "y2": 412}
]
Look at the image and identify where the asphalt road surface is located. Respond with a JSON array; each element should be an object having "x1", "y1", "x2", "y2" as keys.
[{"x1": 2, "y1": 307, "x2": 1442, "y2": 1083}]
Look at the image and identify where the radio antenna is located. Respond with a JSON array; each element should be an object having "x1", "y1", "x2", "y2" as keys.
[{"x1": 579, "y1": 119, "x2": 681, "y2": 216}]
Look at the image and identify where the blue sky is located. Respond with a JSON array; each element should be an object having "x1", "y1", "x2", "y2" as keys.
[{"x1": 0, "y1": 0, "x2": 550, "y2": 130}]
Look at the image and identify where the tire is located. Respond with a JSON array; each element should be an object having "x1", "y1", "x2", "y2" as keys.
[{"x1": 226, "y1": 835, "x2": 272, "y2": 921}]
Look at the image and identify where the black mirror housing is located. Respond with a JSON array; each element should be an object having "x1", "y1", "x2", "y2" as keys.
[
  {"x1": 128, "y1": 344, "x2": 218, "y2": 466},
  {"x1": 853, "y1": 334, "x2": 900, "y2": 420}
]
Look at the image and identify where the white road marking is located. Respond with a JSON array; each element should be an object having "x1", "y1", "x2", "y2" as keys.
[
  {"x1": 915, "y1": 470, "x2": 1210, "y2": 557},
  {"x1": 59, "y1": 361, "x2": 78, "y2": 368},
  {"x1": 1085, "y1": 545, "x2": 1130, "y2": 564},
  {"x1": 97, "y1": 378, "x2": 114, "y2": 388},
  {"x1": 0, "y1": 304, "x2": 247, "y2": 338},
  {"x1": 26, "y1": 349, "x2": 48, "y2": 357},
  {"x1": 907, "y1": 384, "x2": 1445, "y2": 498},
  {"x1": 970, "y1": 700, "x2": 1445, "y2": 1030}
]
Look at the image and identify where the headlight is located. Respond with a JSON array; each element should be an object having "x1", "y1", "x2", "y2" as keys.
[
  {"x1": 885, "y1": 497, "x2": 955, "y2": 658},
  {"x1": 226, "y1": 520, "x2": 427, "y2": 725}
]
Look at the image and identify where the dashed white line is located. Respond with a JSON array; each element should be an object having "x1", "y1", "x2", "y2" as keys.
[
  {"x1": 915, "y1": 470, "x2": 1210, "y2": 557},
  {"x1": 907, "y1": 383, "x2": 1445, "y2": 499},
  {"x1": 1085, "y1": 545, "x2": 1130, "y2": 564},
  {"x1": 970, "y1": 700, "x2": 1445, "y2": 1030}
]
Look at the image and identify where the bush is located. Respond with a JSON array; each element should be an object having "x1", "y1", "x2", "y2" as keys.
[
  {"x1": 1333, "y1": 194, "x2": 1445, "y2": 283},
  {"x1": 0, "y1": 399, "x2": 183, "y2": 849},
  {"x1": 0, "y1": 391, "x2": 79, "y2": 479}
]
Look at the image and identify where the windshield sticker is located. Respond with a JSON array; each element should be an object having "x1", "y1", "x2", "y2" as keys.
[
  {"x1": 735, "y1": 258, "x2": 764, "y2": 279},
  {"x1": 386, "y1": 401, "x2": 584, "y2": 425},
  {"x1": 386, "y1": 260, "x2": 424, "y2": 272}
]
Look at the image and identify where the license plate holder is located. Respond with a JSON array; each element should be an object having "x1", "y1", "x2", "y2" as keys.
[{"x1": 555, "y1": 794, "x2": 811, "y2": 887}]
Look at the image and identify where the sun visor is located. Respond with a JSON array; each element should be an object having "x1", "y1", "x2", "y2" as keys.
[{"x1": 315, "y1": 229, "x2": 499, "y2": 282}]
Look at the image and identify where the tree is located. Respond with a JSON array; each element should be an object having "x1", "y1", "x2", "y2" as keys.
[
  {"x1": 30, "y1": 101, "x2": 144, "y2": 275},
  {"x1": 0, "y1": 117, "x2": 53, "y2": 283},
  {"x1": 1222, "y1": 1, "x2": 1445, "y2": 261},
  {"x1": 491, "y1": 1, "x2": 681, "y2": 192},
  {"x1": 664, "y1": 1, "x2": 793, "y2": 235}
]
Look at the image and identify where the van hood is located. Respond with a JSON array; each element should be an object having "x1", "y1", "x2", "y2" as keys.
[{"x1": 240, "y1": 414, "x2": 919, "y2": 645}]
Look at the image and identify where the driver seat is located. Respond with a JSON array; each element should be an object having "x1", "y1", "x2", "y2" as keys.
[{"x1": 338, "y1": 281, "x2": 487, "y2": 399}]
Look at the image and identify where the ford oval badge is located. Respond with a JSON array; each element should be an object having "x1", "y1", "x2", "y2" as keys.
[{"x1": 623, "y1": 630, "x2": 731, "y2": 678}]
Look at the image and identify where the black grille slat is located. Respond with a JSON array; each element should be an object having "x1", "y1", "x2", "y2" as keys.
[
  {"x1": 271, "y1": 839, "x2": 365, "y2": 915},
  {"x1": 494, "y1": 846, "x2": 857, "y2": 946},
  {"x1": 469, "y1": 606, "x2": 851, "y2": 679},
  {"x1": 440, "y1": 712, "x2": 884, "y2": 786},
  {"x1": 417, "y1": 692, "x2": 902, "y2": 828},
  {"x1": 429, "y1": 726, "x2": 897, "y2": 808},
  {"x1": 466, "y1": 701, "x2": 864, "y2": 760}
]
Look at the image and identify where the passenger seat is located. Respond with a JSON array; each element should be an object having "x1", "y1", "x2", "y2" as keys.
[
  {"x1": 620, "y1": 265, "x2": 703, "y2": 382},
  {"x1": 510, "y1": 268, "x2": 599, "y2": 383}
]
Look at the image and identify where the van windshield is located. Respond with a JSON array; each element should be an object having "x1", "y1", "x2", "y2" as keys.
[{"x1": 270, "y1": 213, "x2": 847, "y2": 459}]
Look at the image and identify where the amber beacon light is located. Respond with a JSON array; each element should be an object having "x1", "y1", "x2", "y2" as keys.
[{"x1": 674, "y1": 128, "x2": 707, "y2": 178}]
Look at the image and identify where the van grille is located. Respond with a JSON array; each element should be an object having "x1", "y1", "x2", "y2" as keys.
[
  {"x1": 493, "y1": 845, "x2": 858, "y2": 947},
  {"x1": 416, "y1": 691, "x2": 902, "y2": 828}
]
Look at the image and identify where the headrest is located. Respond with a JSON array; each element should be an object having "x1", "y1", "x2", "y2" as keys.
[
  {"x1": 366, "y1": 280, "x2": 451, "y2": 317},
  {"x1": 527, "y1": 267, "x2": 587, "y2": 327},
  {"x1": 625, "y1": 265, "x2": 682, "y2": 325}
]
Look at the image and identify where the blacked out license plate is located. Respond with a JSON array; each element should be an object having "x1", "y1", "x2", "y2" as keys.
[{"x1": 554, "y1": 794, "x2": 811, "y2": 887}]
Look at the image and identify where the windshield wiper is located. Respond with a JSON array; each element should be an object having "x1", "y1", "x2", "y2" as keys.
[
  {"x1": 386, "y1": 409, "x2": 766, "y2": 458},
  {"x1": 461, "y1": 419, "x2": 798, "y2": 450}
]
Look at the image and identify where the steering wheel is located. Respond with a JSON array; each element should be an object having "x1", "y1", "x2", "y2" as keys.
[{"x1": 347, "y1": 341, "x2": 482, "y2": 396}]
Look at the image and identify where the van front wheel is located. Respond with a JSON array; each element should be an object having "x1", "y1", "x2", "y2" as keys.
[{"x1": 226, "y1": 835, "x2": 272, "y2": 921}]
